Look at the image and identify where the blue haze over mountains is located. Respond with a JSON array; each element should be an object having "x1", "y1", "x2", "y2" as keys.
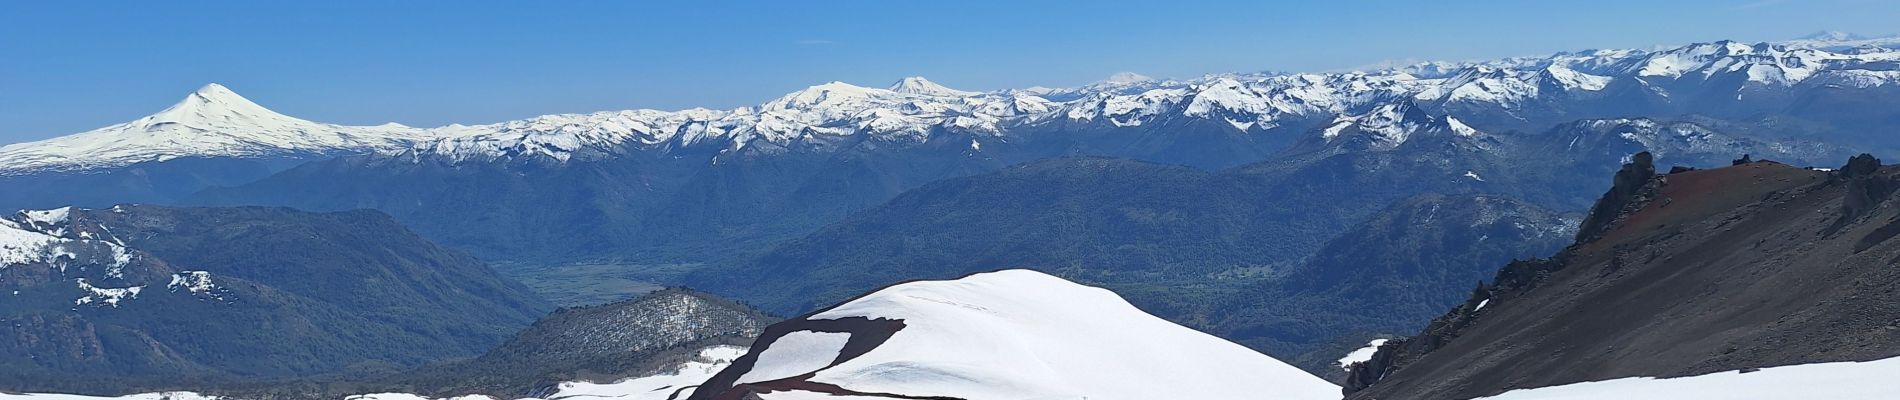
[{"x1": 4, "y1": 31, "x2": 1900, "y2": 393}]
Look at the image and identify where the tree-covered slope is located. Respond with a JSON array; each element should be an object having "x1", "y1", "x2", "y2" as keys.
[{"x1": 0, "y1": 205, "x2": 553, "y2": 394}]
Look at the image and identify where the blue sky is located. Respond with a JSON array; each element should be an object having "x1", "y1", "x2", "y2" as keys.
[{"x1": 3, "y1": 0, "x2": 1896, "y2": 144}]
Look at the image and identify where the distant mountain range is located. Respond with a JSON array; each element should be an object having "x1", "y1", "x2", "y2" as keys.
[
  {"x1": 161, "y1": 33, "x2": 1885, "y2": 266},
  {"x1": 5, "y1": 34, "x2": 1897, "y2": 188},
  {"x1": 5, "y1": 34, "x2": 1900, "y2": 388}
]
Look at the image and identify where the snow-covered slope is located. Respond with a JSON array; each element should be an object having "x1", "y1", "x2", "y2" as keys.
[
  {"x1": 1477, "y1": 355, "x2": 1900, "y2": 400},
  {"x1": 341, "y1": 345, "x2": 750, "y2": 400},
  {"x1": 0, "y1": 84, "x2": 446, "y2": 176},
  {"x1": 2, "y1": 345, "x2": 750, "y2": 400},
  {"x1": 7, "y1": 36, "x2": 1899, "y2": 175},
  {"x1": 691, "y1": 269, "x2": 1339, "y2": 400},
  {"x1": 1, "y1": 206, "x2": 143, "y2": 298},
  {"x1": 0, "y1": 393, "x2": 221, "y2": 400}
]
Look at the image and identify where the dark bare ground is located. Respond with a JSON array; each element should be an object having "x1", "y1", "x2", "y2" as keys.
[{"x1": 1349, "y1": 161, "x2": 1900, "y2": 399}]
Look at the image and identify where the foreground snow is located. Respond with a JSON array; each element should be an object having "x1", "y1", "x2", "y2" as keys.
[
  {"x1": 527, "y1": 345, "x2": 746, "y2": 400},
  {"x1": 0, "y1": 393, "x2": 217, "y2": 400},
  {"x1": 696, "y1": 269, "x2": 1340, "y2": 400},
  {"x1": 1478, "y1": 355, "x2": 1900, "y2": 400},
  {"x1": 0, "y1": 346, "x2": 747, "y2": 400}
]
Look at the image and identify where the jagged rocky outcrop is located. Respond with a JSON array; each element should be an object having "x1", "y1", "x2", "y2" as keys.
[
  {"x1": 1574, "y1": 151, "x2": 1658, "y2": 243},
  {"x1": 1345, "y1": 155, "x2": 1900, "y2": 399},
  {"x1": 1837, "y1": 154, "x2": 1893, "y2": 222}
]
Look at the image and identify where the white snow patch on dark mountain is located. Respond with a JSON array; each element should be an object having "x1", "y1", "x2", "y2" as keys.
[{"x1": 1340, "y1": 338, "x2": 1390, "y2": 370}]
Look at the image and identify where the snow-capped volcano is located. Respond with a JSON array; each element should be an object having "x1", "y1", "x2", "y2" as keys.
[
  {"x1": 887, "y1": 76, "x2": 977, "y2": 96},
  {"x1": 1105, "y1": 71, "x2": 1153, "y2": 85},
  {"x1": 690, "y1": 269, "x2": 1339, "y2": 400},
  {"x1": 0, "y1": 84, "x2": 444, "y2": 176}
]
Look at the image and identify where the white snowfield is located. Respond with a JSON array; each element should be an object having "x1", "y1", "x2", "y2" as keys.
[
  {"x1": 4, "y1": 303, "x2": 1900, "y2": 400},
  {"x1": 721, "y1": 269, "x2": 1341, "y2": 400},
  {"x1": 525, "y1": 346, "x2": 745, "y2": 400},
  {"x1": 343, "y1": 346, "x2": 748, "y2": 400},
  {"x1": 0, "y1": 393, "x2": 219, "y2": 400},
  {"x1": 6, "y1": 35, "x2": 1900, "y2": 175},
  {"x1": 1476, "y1": 355, "x2": 1900, "y2": 400},
  {"x1": 1338, "y1": 339, "x2": 1389, "y2": 370}
]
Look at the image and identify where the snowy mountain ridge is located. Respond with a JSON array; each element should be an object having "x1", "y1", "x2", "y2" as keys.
[
  {"x1": 5, "y1": 35, "x2": 1899, "y2": 175},
  {"x1": 1, "y1": 207, "x2": 138, "y2": 280},
  {"x1": 0, "y1": 206, "x2": 231, "y2": 308}
]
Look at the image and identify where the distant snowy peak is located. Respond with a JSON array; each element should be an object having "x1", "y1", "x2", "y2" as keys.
[
  {"x1": 150, "y1": 83, "x2": 282, "y2": 126},
  {"x1": 1799, "y1": 31, "x2": 1870, "y2": 42},
  {"x1": 690, "y1": 269, "x2": 1338, "y2": 400},
  {"x1": 1105, "y1": 71, "x2": 1153, "y2": 85},
  {"x1": 887, "y1": 76, "x2": 977, "y2": 96},
  {"x1": 1631, "y1": 40, "x2": 1900, "y2": 86},
  {"x1": 1318, "y1": 102, "x2": 1479, "y2": 149},
  {"x1": 1780, "y1": 33, "x2": 1900, "y2": 54},
  {"x1": 0, "y1": 84, "x2": 443, "y2": 176}
]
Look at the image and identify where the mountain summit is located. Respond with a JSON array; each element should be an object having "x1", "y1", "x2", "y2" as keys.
[
  {"x1": 887, "y1": 76, "x2": 976, "y2": 96},
  {"x1": 1105, "y1": 71, "x2": 1153, "y2": 84},
  {"x1": 145, "y1": 83, "x2": 282, "y2": 127},
  {"x1": 1796, "y1": 30, "x2": 1869, "y2": 42},
  {"x1": 690, "y1": 270, "x2": 1339, "y2": 400},
  {"x1": 0, "y1": 83, "x2": 444, "y2": 176}
]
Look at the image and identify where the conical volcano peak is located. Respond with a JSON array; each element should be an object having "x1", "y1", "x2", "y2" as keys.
[
  {"x1": 889, "y1": 76, "x2": 976, "y2": 96},
  {"x1": 147, "y1": 83, "x2": 286, "y2": 126},
  {"x1": 1104, "y1": 72, "x2": 1153, "y2": 85}
]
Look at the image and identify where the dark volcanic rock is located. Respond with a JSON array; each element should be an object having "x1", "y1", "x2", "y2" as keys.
[
  {"x1": 1575, "y1": 151, "x2": 1657, "y2": 244},
  {"x1": 1837, "y1": 154, "x2": 1893, "y2": 223},
  {"x1": 1347, "y1": 159, "x2": 1900, "y2": 400},
  {"x1": 689, "y1": 316, "x2": 909, "y2": 400}
]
